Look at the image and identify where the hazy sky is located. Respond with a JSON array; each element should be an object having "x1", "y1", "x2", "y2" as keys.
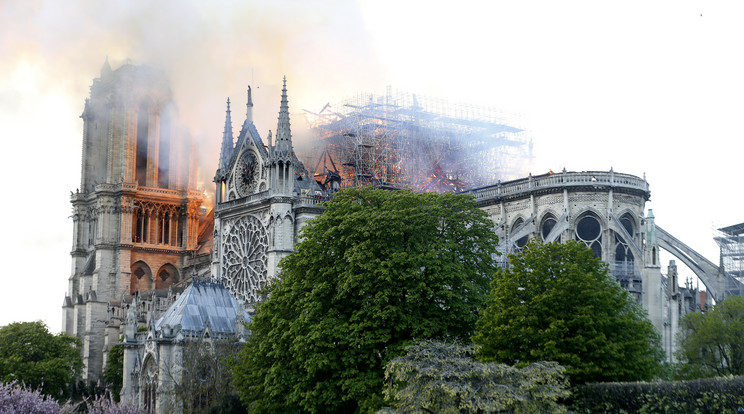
[{"x1": 2, "y1": 0, "x2": 742, "y2": 333}]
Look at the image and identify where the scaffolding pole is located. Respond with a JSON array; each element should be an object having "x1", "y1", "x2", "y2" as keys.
[{"x1": 302, "y1": 88, "x2": 532, "y2": 193}]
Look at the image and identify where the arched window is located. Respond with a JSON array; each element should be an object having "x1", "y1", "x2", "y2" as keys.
[
  {"x1": 136, "y1": 102, "x2": 150, "y2": 185},
  {"x1": 158, "y1": 211, "x2": 170, "y2": 245},
  {"x1": 541, "y1": 214, "x2": 557, "y2": 241},
  {"x1": 613, "y1": 214, "x2": 636, "y2": 282},
  {"x1": 620, "y1": 214, "x2": 634, "y2": 237},
  {"x1": 133, "y1": 208, "x2": 145, "y2": 243},
  {"x1": 614, "y1": 213, "x2": 635, "y2": 264},
  {"x1": 575, "y1": 213, "x2": 602, "y2": 258},
  {"x1": 88, "y1": 218, "x2": 97, "y2": 246},
  {"x1": 158, "y1": 108, "x2": 172, "y2": 188},
  {"x1": 142, "y1": 356, "x2": 157, "y2": 413},
  {"x1": 511, "y1": 218, "x2": 529, "y2": 251}
]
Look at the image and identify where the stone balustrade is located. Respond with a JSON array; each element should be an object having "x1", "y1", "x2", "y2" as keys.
[{"x1": 464, "y1": 169, "x2": 649, "y2": 202}]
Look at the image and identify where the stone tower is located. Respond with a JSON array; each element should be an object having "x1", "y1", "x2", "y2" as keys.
[
  {"x1": 213, "y1": 78, "x2": 324, "y2": 309},
  {"x1": 642, "y1": 209, "x2": 663, "y2": 332},
  {"x1": 62, "y1": 60, "x2": 204, "y2": 383}
]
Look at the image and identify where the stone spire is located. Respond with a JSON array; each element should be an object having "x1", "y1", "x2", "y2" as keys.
[
  {"x1": 125, "y1": 299, "x2": 138, "y2": 341},
  {"x1": 645, "y1": 209, "x2": 660, "y2": 267},
  {"x1": 274, "y1": 76, "x2": 292, "y2": 156},
  {"x1": 100, "y1": 56, "x2": 113, "y2": 80},
  {"x1": 218, "y1": 98, "x2": 234, "y2": 173},
  {"x1": 246, "y1": 86, "x2": 253, "y2": 123}
]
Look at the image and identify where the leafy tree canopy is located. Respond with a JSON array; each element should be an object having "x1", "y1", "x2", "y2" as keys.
[
  {"x1": 102, "y1": 345, "x2": 123, "y2": 402},
  {"x1": 232, "y1": 187, "x2": 499, "y2": 413},
  {"x1": 380, "y1": 340, "x2": 569, "y2": 414},
  {"x1": 676, "y1": 294, "x2": 744, "y2": 379},
  {"x1": 473, "y1": 240, "x2": 663, "y2": 384},
  {"x1": 0, "y1": 321, "x2": 83, "y2": 400}
]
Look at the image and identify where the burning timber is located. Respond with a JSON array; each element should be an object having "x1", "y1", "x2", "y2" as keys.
[{"x1": 303, "y1": 87, "x2": 532, "y2": 193}]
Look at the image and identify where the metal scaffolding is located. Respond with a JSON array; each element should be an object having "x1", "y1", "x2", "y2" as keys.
[
  {"x1": 302, "y1": 87, "x2": 532, "y2": 193},
  {"x1": 714, "y1": 222, "x2": 744, "y2": 297}
]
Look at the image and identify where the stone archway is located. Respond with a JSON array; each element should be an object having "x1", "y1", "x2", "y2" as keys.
[{"x1": 130, "y1": 261, "x2": 153, "y2": 294}]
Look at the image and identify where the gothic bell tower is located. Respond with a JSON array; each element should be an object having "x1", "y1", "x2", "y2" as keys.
[{"x1": 62, "y1": 59, "x2": 204, "y2": 383}]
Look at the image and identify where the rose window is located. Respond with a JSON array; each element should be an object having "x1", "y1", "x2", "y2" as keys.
[
  {"x1": 221, "y1": 215, "x2": 269, "y2": 304},
  {"x1": 575, "y1": 214, "x2": 602, "y2": 258}
]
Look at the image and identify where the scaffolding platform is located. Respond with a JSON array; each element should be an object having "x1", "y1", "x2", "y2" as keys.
[{"x1": 302, "y1": 87, "x2": 532, "y2": 193}]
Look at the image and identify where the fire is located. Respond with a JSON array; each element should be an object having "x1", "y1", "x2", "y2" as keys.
[{"x1": 301, "y1": 89, "x2": 531, "y2": 194}]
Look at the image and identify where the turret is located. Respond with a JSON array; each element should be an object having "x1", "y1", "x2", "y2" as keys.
[
  {"x1": 217, "y1": 98, "x2": 234, "y2": 175},
  {"x1": 246, "y1": 86, "x2": 254, "y2": 124},
  {"x1": 268, "y1": 77, "x2": 296, "y2": 195},
  {"x1": 100, "y1": 56, "x2": 113, "y2": 81},
  {"x1": 642, "y1": 208, "x2": 663, "y2": 334},
  {"x1": 274, "y1": 77, "x2": 293, "y2": 159},
  {"x1": 125, "y1": 299, "x2": 138, "y2": 342},
  {"x1": 645, "y1": 209, "x2": 658, "y2": 266}
]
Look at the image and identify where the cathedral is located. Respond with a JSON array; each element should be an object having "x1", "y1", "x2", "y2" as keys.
[
  {"x1": 63, "y1": 61, "x2": 326, "y2": 411},
  {"x1": 62, "y1": 60, "x2": 211, "y2": 383},
  {"x1": 65, "y1": 61, "x2": 727, "y2": 412},
  {"x1": 210, "y1": 77, "x2": 325, "y2": 308}
]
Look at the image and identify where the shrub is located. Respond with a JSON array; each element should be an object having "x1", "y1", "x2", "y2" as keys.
[
  {"x1": 570, "y1": 376, "x2": 744, "y2": 414},
  {"x1": 0, "y1": 381, "x2": 59, "y2": 414}
]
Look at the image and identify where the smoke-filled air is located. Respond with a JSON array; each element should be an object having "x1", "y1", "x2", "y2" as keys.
[{"x1": 4, "y1": 0, "x2": 744, "y2": 333}]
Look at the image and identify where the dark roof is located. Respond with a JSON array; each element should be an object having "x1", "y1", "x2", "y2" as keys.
[
  {"x1": 155, "y1": 281, "x2": 250, "y2": 333},
  {"x1": 719, "y1": 222, "x2": 744, "y2": 236}
]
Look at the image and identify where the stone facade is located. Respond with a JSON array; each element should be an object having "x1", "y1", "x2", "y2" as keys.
[
  {"x1": 63, "y1": 60, "x2": 207, "y2": 383},
  {"x1": 66, "y1": 64, "x2": 716, "y2": 393},
  {"x1": 465, "y1": 170, "x2": 703, "y2": 360},
  {"x1": 120, "y1": 281, "x2": 248, "y2": 413},
  {"x1": 211, "y1": 79, "x2": 325, "y2": 309}
]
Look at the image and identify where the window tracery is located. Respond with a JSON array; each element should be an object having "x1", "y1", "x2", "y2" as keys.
[
  {"x1": 221, "y1": 215, "x2": 269, "y2": 304},
  {"x1": 575, "y1": 213, "x2": 602, "y2": 258},
  {"x1": 142, "y1": 356, "x2": 157, "y2": 413},
  {"x1": 613, "y1": 213, "x2": 636, "y2": 281},
  {"x1": 131, "y1": 201, "x2": 181, "y2": 247}
]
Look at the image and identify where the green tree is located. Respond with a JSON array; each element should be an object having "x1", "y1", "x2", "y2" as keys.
[
  {"x1": 102, "y1": 344, "x2": 124, "y2": 401},
  {"x1": 676, "y1": 294, "x2": 744, "y2": 379},
  {"x1": 0, "y1": 321, "x2": 83, "y2": 400},
  {"x1": 232, "y1": 187, "x2": 499, "y2": 413},
  {"x1": 380, "y1": 340, "x2": 569, "y2": 414},
  {"x1": 473, "y1": 240, "x2": 663, "y2": 384}
]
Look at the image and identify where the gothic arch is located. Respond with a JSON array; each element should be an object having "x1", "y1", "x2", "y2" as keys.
[
  {"x1": 574, "y1": 211, "x2": 604, "y2": 258},
  {"x1": 155, "y1": 263, "x2": 179, "y2": 289},
  {"x1": 141, "y1": 353, "x2": 158, "y2": 413},
  {"x1": 610, "y1": 211, "x2": 638, "y2": 281},
  {"x1": 131, "y1": 261, "x2": 153, "y2": 294},
  {"x1": 617, "y1": 210, "x2": 638, "y2": 231},
  {"x1": 510, "y1": 216, "x2": 530, "y2": 250},
  {"x1": 539, "y1": 212, "x2": 558, "y2": 241}
]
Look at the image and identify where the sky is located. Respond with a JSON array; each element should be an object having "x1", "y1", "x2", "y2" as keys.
[{"x1": 1, "y1": 0, "x2": 743, "y2": 333}]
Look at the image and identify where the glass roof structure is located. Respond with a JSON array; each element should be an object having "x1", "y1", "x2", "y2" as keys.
[{"x1": 154, "y1": 281, "x2": 251, "y2": 334}]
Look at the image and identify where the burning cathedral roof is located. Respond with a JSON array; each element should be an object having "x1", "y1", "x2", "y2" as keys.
[{"x1": 302, "y1": 88, "x2": 532, "y2": 193}]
